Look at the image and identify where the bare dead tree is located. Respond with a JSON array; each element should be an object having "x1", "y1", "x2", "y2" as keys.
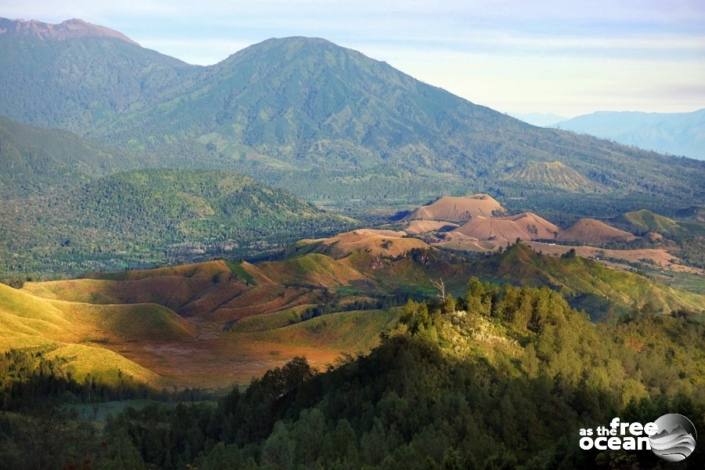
[{"x1": 431, "y1": 278, "x2": 446, "y2": 301}]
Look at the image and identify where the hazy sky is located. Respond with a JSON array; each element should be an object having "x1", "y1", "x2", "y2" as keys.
[{"x1": 2, "y1": 0, "x2": 704, "y2": 117}]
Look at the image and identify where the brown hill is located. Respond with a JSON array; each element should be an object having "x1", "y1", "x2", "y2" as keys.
[
  {"x1": 557, "y1": 218, "x2": 637, "y2": 245},
  {"x1": 404, "y1": 220, "x2": 458, "y2": 235},
  {"x1": 453, "y1": 212, "x2": 559, "y2": 245},
  {"x1": 435, "y1": 231, "x2": 498, "y2": 252},
  {"x1": 297, "y1": 229, "x2": 429, "y2": 258},
  {"x1": 407, "y1": 194, "x2": 506, "y2": 223}
]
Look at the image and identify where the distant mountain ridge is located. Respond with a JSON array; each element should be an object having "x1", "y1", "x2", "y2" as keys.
[
  {"x1": 1, "y1": 17, "x2": 705, "y2": 212},
  {"x1": 556, "y1": 109, "x2": 705, "y2": 160}
]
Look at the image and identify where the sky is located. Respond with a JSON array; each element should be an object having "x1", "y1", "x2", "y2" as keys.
[{"x1": 1, "y1": 0, "x2": 704, "y2": 117}]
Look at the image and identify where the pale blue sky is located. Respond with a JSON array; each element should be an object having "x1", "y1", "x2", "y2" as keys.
[{"x1": 2, "y1": 0, "x2": 704, "y2": 116}]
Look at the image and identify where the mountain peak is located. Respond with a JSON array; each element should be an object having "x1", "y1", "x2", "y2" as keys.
[{"x1": 0, "y1": 17, "x2": 138, "y2": 45}]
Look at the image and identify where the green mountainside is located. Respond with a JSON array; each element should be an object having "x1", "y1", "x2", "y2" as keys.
[
  {"x1": 2, "y1": 21, "x2": 705, "y2": 212},
  {"x1": 0, "y1": 116, "x2": 137, "y2": 198},
  {"x1": 0, "y1": 169, "x2": 354, "y2": 276}
]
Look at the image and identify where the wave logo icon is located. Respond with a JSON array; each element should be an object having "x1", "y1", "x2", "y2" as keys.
[{"x1": 649, "y1": 413, "x2": 698, "y2": 462}]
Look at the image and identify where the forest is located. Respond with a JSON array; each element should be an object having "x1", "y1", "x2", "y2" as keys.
[{"x1": 1, "y1": 278, "x2": 704, "y2": 469}]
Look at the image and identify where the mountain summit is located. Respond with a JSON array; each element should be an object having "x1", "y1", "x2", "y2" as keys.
[{"x1": 0, "y1": 17, "x2": 138, "y2": 45}]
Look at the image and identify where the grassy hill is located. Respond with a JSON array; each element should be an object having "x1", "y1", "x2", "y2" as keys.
[
  {"x1": 0, "y1": 169, "x2": 354, "y2": 276},
  {"x1": 620, "y1": 209, "x2": 681, "y2": 235},
  {"x1": 474, "y1": 243, "x2": 704, "y2": 319},
  {"x1": 0, "y1": 282, "x2": 194, "y2": 384},
  {"x1": 5, "y1": 238, "x2": 705, "y2": 387}
]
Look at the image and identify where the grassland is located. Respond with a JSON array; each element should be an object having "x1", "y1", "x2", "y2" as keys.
[{"x1": 4, "y1": 233, "x2": 705, "y2": 388}]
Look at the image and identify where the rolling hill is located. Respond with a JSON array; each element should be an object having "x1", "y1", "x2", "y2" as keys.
[
  {"x1": 474, "y1": 243, "x2": 704, "y2": 319},
  {"x1": 620, "y1": 209, "x2": 681, "y2": 235},
  {"x1": 556, "y1": 218, "x2": 637, "y2": 245},
  {"x1": 2, "y1": 18, "x2": 705, "y2": 212},
  {"x1": 296, "y1": 229, "x2": 429, "y2": 259},
  {"x1": 3, "y1": 231, "x2": 704, "y2": 386},
  {"x1": 0, "y1": 169, "x2": 354, "y2": 276},
  {"x1": 453, "y1": 212, "x2": 559, "y2": 244},
  {"x1": 0, "y1": 282, "x2": 190, "y2": 384},
  {"x1": 556, "y1": 109, "x2": 705, "y2": 160}
]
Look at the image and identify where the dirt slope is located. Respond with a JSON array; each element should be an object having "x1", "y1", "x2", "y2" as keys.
[
  {"x1": 453, "y1": 212, "x2": 559, "y2": 245},
  {"x1": 407, "y1": 194, "x2": 506, "y2": 223}
]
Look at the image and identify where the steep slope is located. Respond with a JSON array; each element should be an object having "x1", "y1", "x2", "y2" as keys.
[
  {"x1": 2, "y1": 22, "x2": 705, "y2": 209},
  {"x1": 407, "y1": 194, "x2": 505, "y2": 222},
  {"x1": 556, "y1": 109, "x2": 705, "y2": 160},
  {"x1": 0, "y1": 116, "x2": 137, "y2": 197},
  {"x1": 0, "y1": 169, "x2": 354, "y2": 275},
  {"x1": 453, "y1": 212, "x2": 559, "y2": 244},
  {"x1": 557, "y1": 218, "x2": 637, "y2": 244}
]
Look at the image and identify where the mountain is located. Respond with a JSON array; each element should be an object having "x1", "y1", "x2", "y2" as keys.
[
  {"x1": 0, "y1": 116, "x2": 140, "y2": 198},
  {"x1": 556, "y1": 109, "x2": 705, "y2": 161},
  {"x1": 2, "y1": 19, "x2": 705, "y2": 212},
  {"x1": 96, "y1": 37, "x2": 705, "y2": 207},
  {"x1": 0, "y1": 169, "x2": 354, "y2": 275},
  {"x1": 0, "y1": 18, "x2": 194, "y2": 131},
  {"x1": 0, "y1": 17, "x2": 137, "y2": 44}
]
